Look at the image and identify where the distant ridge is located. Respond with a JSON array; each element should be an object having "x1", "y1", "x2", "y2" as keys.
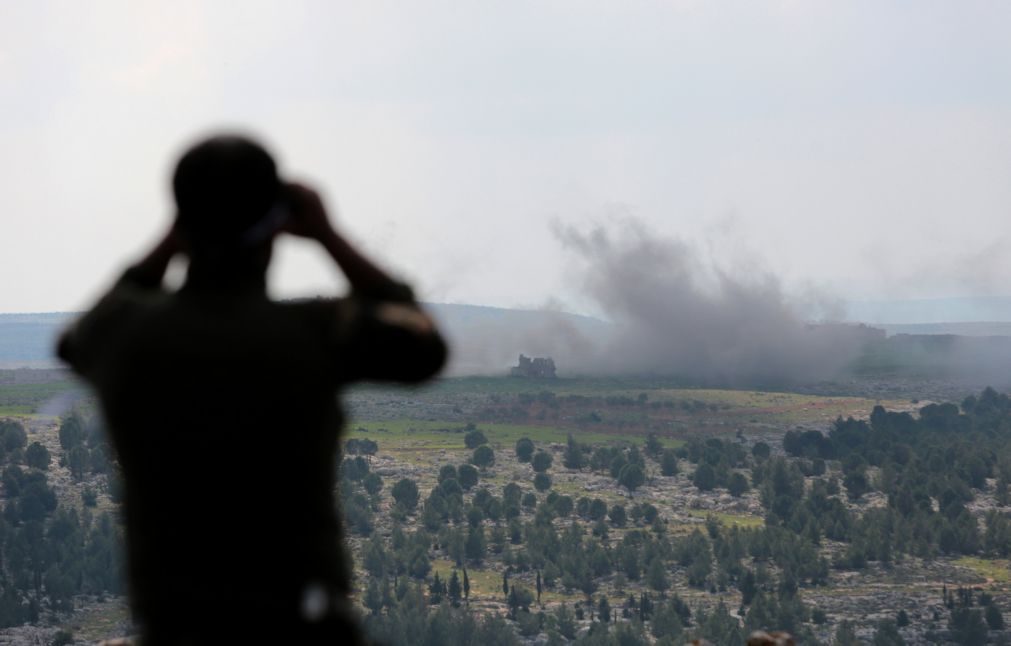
[
  {"x1": 424, "y1": 302, "x2": 606, "y2": 330},
  {"x1": 845, "y1": 296, "x2": 1011, "y2": 324},
  {"x1": 0, "y1": 312, "x2": 75, "y2": 367},
  {"x1": 9, "y1": 303, "x2": 1011, "y2": 375},
  {"x1": 876, "y1": 322, "x2": 1011, "y2": 337},
  {"x1": 0, "y1": 305, "x2": 610, "y2": 373}
]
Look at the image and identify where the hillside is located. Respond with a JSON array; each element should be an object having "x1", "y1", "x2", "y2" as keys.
[
  {"x1": 0, "y1": 306, "x2": 609, "y2": 375},
  {"x1": 9, "y1": 306, "x2": 1011, "y2": 386}
]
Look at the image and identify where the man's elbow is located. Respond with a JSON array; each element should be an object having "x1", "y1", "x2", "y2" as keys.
[
  {"x1": 55, "y1": 329, "x2": 75, "y2": 367},
  {"x1": 403, "y1": 332, "x2": 448, "y2": 383},
  {"x1": 374, "y1": 304, "x2": 448, "y2": 382}
]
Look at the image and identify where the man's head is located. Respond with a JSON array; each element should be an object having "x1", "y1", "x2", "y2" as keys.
[{"x1": 172, "y1": 135, "x2": 283, "y2": 254}]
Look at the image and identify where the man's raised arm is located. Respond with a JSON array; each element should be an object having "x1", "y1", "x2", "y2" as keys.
[
  {"x1": 284, "y1": 182, "x2": 447, "y2": 382},
  {"x1": 57, "y1": 226, "x2": 182, "y2": 375}
]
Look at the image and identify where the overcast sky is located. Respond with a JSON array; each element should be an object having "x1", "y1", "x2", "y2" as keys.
[{"x1": 3, "y1": 1, "x2": 1011, "y2": 316}]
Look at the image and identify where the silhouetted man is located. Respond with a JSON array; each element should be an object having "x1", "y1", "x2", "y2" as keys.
[{"x1": 58, "y1": 135, "x2": 446, "y2": 644}]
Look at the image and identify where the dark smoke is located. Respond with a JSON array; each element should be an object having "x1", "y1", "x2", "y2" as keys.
[{"x1": 552, "y1": 218, "x2": 868, "y2": 384}]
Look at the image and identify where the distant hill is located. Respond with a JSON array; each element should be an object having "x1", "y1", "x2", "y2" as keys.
[
  {"x1": 0, "y1": 305, "x2": 610, "y2": 375},
  {"x1": 875, "y1": 322, "x2": 1011, "y2": 337},
  {"x1": 11, "y1": 303, "x2": 1011, "y2": 379},
  {"x1": 845, "y1": 297, "x2": 1011, "y2": 324},
  {"x1": 0, "y1": 313, "x2": 74, "y2": 368}
]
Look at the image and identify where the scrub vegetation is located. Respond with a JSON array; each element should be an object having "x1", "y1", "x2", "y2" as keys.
[{"x1": 3, "y1": 371, "x2": 1011, "y2": 644}]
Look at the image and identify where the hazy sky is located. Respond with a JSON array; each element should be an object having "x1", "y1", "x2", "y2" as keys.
[{"x1": 3, "y1": 1, "x2": 1011, "y2": 316}]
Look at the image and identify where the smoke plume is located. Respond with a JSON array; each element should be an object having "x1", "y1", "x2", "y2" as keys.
[{"x1": 552, "y1": 218, "x2": 867, "y2": 384}]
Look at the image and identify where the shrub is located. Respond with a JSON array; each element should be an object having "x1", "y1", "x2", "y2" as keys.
[
  {"x1": 515, "y1": 438, "x2": 535, "y2": 462},
  {"x1": 464, "y1": 429, "x2": 488, "y2": 449},
  {"x1": 472, "y1": 446, "x2": 495, "y2": 468}
]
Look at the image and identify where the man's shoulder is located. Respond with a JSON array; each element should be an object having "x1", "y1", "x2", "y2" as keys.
[
  {"x1": 58, "y1": 278, "x2": 173, "y2": 376},
  {"x1": 273, "y1": 296, "x2": 359, "y2": 340},
  {"x1": 273, "y1": 296, "x2": 356, "y2": 322}
]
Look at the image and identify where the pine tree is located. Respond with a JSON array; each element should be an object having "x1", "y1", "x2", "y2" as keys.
[
  {"x1": 646, "y1": 557, "x2": 669, "y2": 591},
  {"x1": 564, "y1": 434, "x2": 585, "y2": 470},
  {"x1": 364, "y1": 577, "x2": 383, "y2": 615},
  {"x1": 428, "y1": 572, "x2": 445, "y2": 605},
  {"x1": 536, "y1": 570, "x2": 542, "y2": 605},
  {"x1": 834, "y1": 619, "x2": 859, "y2": 646},
  {"x1": 555, "y1": 603, "x2": 577, "y2": 640},
  {"x1": 465, "y1": 526, "x2": 486, "y2": 563},
  {"x1": 640, "y1": 592, "x2": 652, "y2": 620},
  {"x1": 502, "y1": 570, "x2": 509, "y2": 598},
  {"x1": 740, "y1": 568, "x2": 757, "y2": 605},
  {"x1": 448, "y1": 570, "x2": 462, "y2": 607},
  {"x1": 645, "y1": 432, "x2": 663, "y2": 458},
  {"x1": 382, "y1": 576, "x2": 394, "y2": 609},
  {"x1": 986, "y1": 603, "x2": 1005, "y2": 630},
  {"x1": 508, "y1": 585, "x2": 519, "y2": 619},
  {"x1": 463, "y1": 568, "x2": 470, "y2": 604},
  {"x1": 598, "y1": 596, "x2": 611, "y2": 623}
]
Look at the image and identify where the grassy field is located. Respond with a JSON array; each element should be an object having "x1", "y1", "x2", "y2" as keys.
[
  {"x1": 353, "y1": 377, "x2": 912, "y2": 440},
  {"x1": 61, "y1": 600, "x2": 130, "y2": 643},
  {"x1": 430, "y1": 559, "x2": 504, "y2": 601},
  {"x1": 955, "y1": 556, "x2": 1011, "y2": 584},
  {"x1": 428, "y1": 559, "x2": 623, "y2": 607},
  {"x1": 345, "y1": 380, "x2": 909, "y2": 466},
  {"x1": 346, "y1": 419, "x2": 682, "y2": 452},
  {"x1": 0, "y1": 372, "x2": 910, "y2": 430},
  {"x1": 388, "y1": 376, "x2": 694, "y2": 398},
  {"x1": 0, "y1": 380, "x2": 83, "y2": 416},
  {"x1": 684, "y1": 509, "x2": 765, "y2": 529},
  {"x1": 400, "y1": 375, "x2": 908, "y2": 406},
  {"x1": 637, "y1": 387, "x2": 913, "y2": 427}
]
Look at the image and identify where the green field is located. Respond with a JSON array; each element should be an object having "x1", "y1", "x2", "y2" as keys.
[
  {"x1": 0, "y1": 371, "x2": 907, "y2": 431},
  {"x1": 345, "y1": 378, "x2": 910, "y2": 468},
  {"x1": 346, "y1": 419, "x2": 677, "y2": 450},
  {"x1": 955, "y1": 556, "x2": 1011, "y2": 584},
  {"x1": 61, "y1": 601, "x2": 130, "y2": 643},
  {"x1": 430, "y1": 559, "x2": 504, "y2": 601},
  {"x1": 685, "y1": 509, "x2": 765, "y2": 529},
  {"x1": 0, "y1": 380, "x2": 83, "y2": 416}
]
